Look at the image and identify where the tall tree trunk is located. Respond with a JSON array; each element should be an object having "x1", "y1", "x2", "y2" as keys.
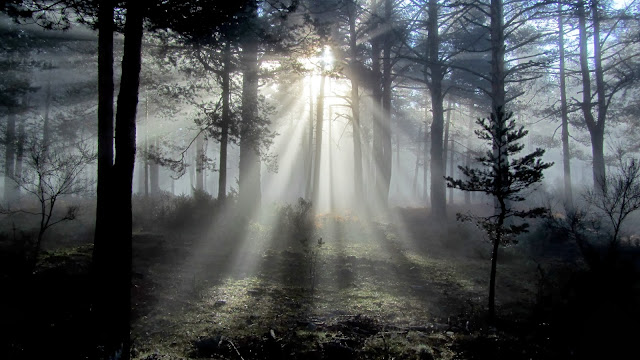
[
  {"x1": 413, "y1": 124, "x2": 422, "y2": 199},
  {"x1": 101, "y1": 0, "x2": 144, "y2": 357},
  {"x1": 488, "y1": 200, "x2": 505, "y2": 323},
  {"x1": 312, "y1": 75, "x2": 326, "y2": 208},
  {"x1": 15, "y1": 118, "x2": 24, "y2": 182},
  {"x1": 238, "y1": 19, "x2": 262, "y2": 213},
  {"x1": 592, "y1": 0, "x2": 607, "y2": 187},
  {"x1": 305, "y1": 80, "x2": 314, "y2": 200},
  {"x1": 348, "y1": 3, "x2": 363, "y2": 206},
  {"x1": 92, "y1": 0, "x2": 114, "y2": 353},
  {"x1": 143, "y1": 93, "x2": 149, "y2": 197},
  {"x1": 4, "y1": 109, "x2": 16, "y2": 205},
  {"x1": 423, "y1": 104, "x2": 429, "y2": 205},
  {"x1": 558, "y1": 1, "x2": 572, "y2": 208},
  {"x1": 490, "y1": 0, "x2": 506, "y2": 111},
  {"x1": 195, "y1": 132, "x2": 204, "y2": 191},
  {"x1": 380, "y1": 0, "x2": 393, "y2": 209},
  {"x1": 219, "y1": 42, "x2": 231, "y2": 201},
  {"x1": 427, "y1": 0, "x2": 446, "y2": 217},
  {"x1": 43, "y1": 81, "x2": 52, "y2": 148},
  {"x1": 577, "y1": 0, "x2": 606, "y2": 188},
  {"x1": 448, "y1": 137, "x2": 454, "y2": 205},
  {"x1": 149, "y1": 138, "x2": 159, "y2": 194},
  {"x1": 443, "y1": 100, "x2": 451, "y2": 188}
]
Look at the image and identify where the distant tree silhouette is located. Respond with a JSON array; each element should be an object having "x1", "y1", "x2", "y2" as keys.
[{"x1": 446, "y1": 107, "x2": 553, "y2": 322}]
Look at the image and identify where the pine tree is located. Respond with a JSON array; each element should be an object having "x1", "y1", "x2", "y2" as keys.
[{"x1": 446, "y1": 107, "x2": 553, "y2": 322}]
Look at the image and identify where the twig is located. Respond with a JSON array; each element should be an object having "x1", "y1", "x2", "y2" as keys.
[{"x1": 227, "y1": 339, "x2": 245, "y2": 360}]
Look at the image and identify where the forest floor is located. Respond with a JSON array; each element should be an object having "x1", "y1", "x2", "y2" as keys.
[
  {"x1": 1, "y1": 205, "x2": 638, "y2": 359},
  {"x1": 128, "y1": 207, "x2": 556, "y2": 360}
]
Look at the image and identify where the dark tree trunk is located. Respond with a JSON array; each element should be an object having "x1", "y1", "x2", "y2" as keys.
[
  {"x1": 347, "y1": 3, "x2": 363, "y2": 206},
  {"x1": 577, "y1": 0, "x2": 606, "y2": 187},
  {"x1": 312, "y1": 75, "x2": 326, "y2": 207},
  {"x1": 219, "y1": 42, "x2": 231, "y2": 201},
  {"x1": 427, "y1": 0, "x2": 446, "y2": 217},
  {"x1": 490, "y1": 0, "x2": 505, "y2": 110},
  {"x1": 413, "y1": 124, "x2": 422, "y2": 199},
  {"x1": 443, "y1": 100, "x2": 451, "y2": 194},
  {"x1": 448, "y1": 137, "x2": 454, "y2": 205},
  {"x1": 558, "y1": 1, "x2": 573, "y2": 208},
  {"x1": 195, "y1": 132, "x2": 204, "y2": 191},
  {"x1": 239, "y1": 23, "x2": 262, "y2": 213},
  {"x1": 488, "y1": 202, "x2": 504, "y2": 323},
  {"x1": 15, "y1": 118, "x2": 24, "y2": 182},
  {"x1": 305, "y1": 80, "x2": 314, "y2": 200},
  {"x1": 379, "y1": 0, "x2": 393, "y2": 209},
  {"x1": 93, "y1": 0, "x2": 144, "y2": 357},
  {"x1": 149, "y1": 137, "x2": 159, "y2": 194},
  {"x1": 43, "y1": 81, "x2": 51, "y2": 148},
  {"x1": 592, "y1": 0, "x2": 607, "y2": 186},
  {"x1": 92, "y1": 0, "x2": 116, "y2": 357},
  {"x1": 4, "y1": 109, "x2": 15, "y2": 205},
  {"x1": 143, "y1": 95, "x2": 149, "y2": 197}
]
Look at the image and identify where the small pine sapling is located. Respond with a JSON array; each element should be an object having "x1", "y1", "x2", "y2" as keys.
[{"x1": 446, "y1": 108, "x2": 553, "y2": 322}]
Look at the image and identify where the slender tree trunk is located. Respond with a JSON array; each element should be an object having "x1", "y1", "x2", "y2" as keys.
[
  {"x1": 448, "y1": 138, "x2": 455, "y2": 204},
  {"x1": 43, "y1": 81, "x2": 51, "y2": 148},
  {"x1": 92, "y1": 2, "x2": 114, "y2": 354},
  {"x1": 149, "y1": 137, "x2": 159, "y2": 194},
  {"x1": 427, "y1": 0, "x2": 446, "y2": 217},
  {"x1": 312, "y1": 75, "x2": 326, "y2": 208},
  {"x1": 488, "y1": 205, "x2": 504, "y2": 323},
  {"x1": 592, "y1": 0, "x2": 607, "y2": 187},
  {"x1": 4, "y1": 109, "x2": 16, "y2": 205},
  {"x1": 219, "y1": 42, "x2": 231, "y2": 201},
  {"x1": 348, "y1": 4, "x2": 363, "y2": 206},
  {"x1": 15, "y1": 118, "x2": 24, "y2": 182},
  {"x1": 443, "y1": 100, "x2": 451, "y2": 188},
  {"x1": 577, "y1": 0, "x2": 606, "y2": 188},
  {"x1": 412, "y1": 124, "x2": 422, "y2": 199},
  {"x1": 379, "y1": 0, "x2": 393, "y2": 209},
  {"x1": 305, "y1": 80, "x2": 314, "y2": 200},
  {"x1": 109, "y1": 1, "x2": 144, "y2": 358},
  {"x1": 195, "y1": 132, "x2": 204, "y2": 191},
  {"x1": 239, "y1": 18, "x2": 262, "y2": 213},
  {"x1": 558, "y1": 1, "x2": 573, "y2": 208},
  {"x1": 143, "y1": 95, "x2": 149, "y2": 197},
  {"x1": 490, "y1": 0, "x2": 506, "y2": 111}
]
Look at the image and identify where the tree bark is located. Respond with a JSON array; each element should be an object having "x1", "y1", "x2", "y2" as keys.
[
  {"x1": 305, "y1": 80, "x2": 314, "y2": 200},
  {"x1": 490, "y1": 0, "x2": 505, "y2": 111},
  {"x1": 238, "y1": 19, "x2": 262, "y2": 213},
  {"x1": 15, "y1": 116, "x2": 24, "y2": 182},
  {"x1": 149, "y1": 137, "x2": 159, "y2": 194},
  {"x1": 195, "y1": 132, "x2": 204, "y2": 191},
  {"x1": 577, "y1": 0, "x2": 606, "y2": 187},
  {"x1": 92, "y1": 0, "x2": 114, "y2": 354},
  {"x1": 427, "y1": 0, "x2": 446, "y2": 217},
  {"x1": 488, "y1": 201, "x2": 504, "y2": 323},
  {"x1": 4, "y1": 108, "x2": 16, "y2": 205},
  {"x1": 96, "y1": 0, "x2": 145, "y2": 357},
  {"x1": 348, "y1": 2, "x2": 363, "y2": 206},
  {"x1": 218, "y1": 41, "x2": 231, "y2": 201},
  {"x1": 379, "y1": 0, "x2": 393, "y2": 209},
  {"x1": 592, "y1": 0, "x2": 607, "y2": 187},
  {"x1": 312, "y1": 74, "x2": 326, "y2": 208},
  {"x1": 449, "y1": 137, "x2": 454, "y2": 205},
  {"x1": 558, "y1": 1, "x2": 572, "y2": 208}
]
